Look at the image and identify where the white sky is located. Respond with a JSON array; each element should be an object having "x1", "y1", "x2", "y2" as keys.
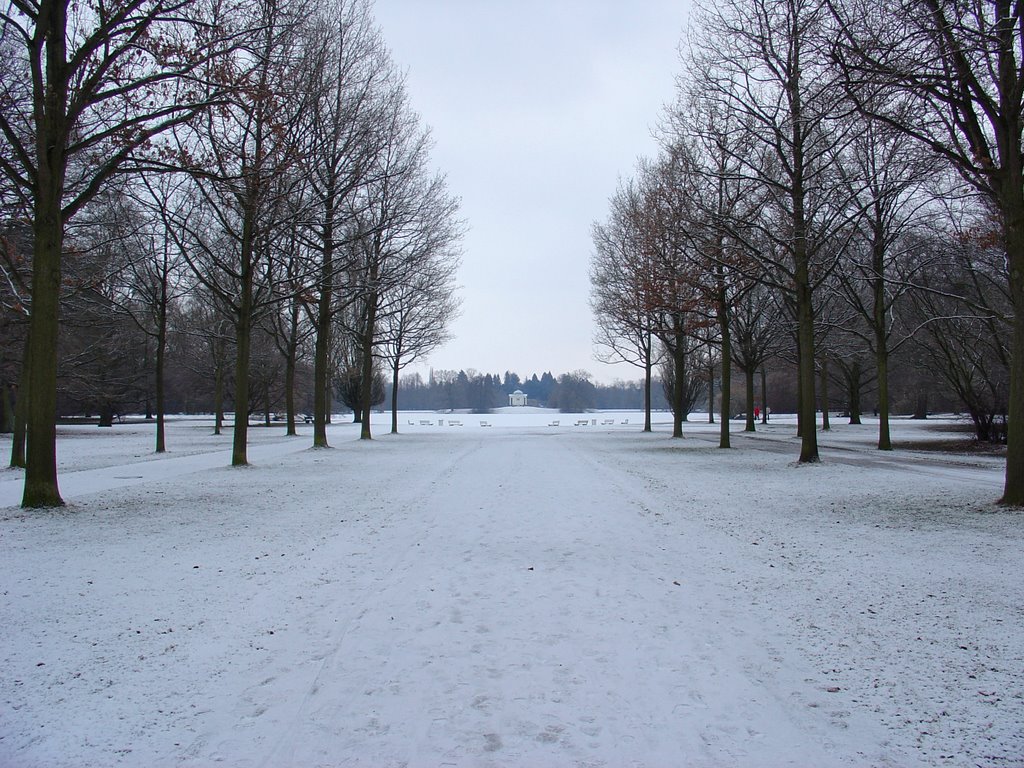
[{"x1": 373, "y1": 0, "x2": 692, "y2": 384}]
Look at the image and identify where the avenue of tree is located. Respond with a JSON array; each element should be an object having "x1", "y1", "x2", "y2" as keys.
[
  {"x1": 0, "y1": 0, "x2": 462, "y2": 507},
  {"x1": 590, "y1": 0, "x2": 1019, "y2": 503}
]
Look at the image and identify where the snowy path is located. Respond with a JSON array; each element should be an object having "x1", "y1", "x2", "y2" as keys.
[
  {"x1": 1, "y1": 421, "x2": 1020, "y2": 766},
  {"x1": 198, "y1": 434, "x2": 881, "y2": 767}
]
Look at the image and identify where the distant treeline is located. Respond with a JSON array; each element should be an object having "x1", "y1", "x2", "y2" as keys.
[{"x1": 384, "y1": 370, "x2": 670, "y2": 413}]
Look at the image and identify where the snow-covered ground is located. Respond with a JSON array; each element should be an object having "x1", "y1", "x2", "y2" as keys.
[{"x1": 0, "y1": 412, "x2": 1020, "y2": 767}]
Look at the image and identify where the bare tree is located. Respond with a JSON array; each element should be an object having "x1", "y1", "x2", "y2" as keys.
[
  {"x1": 590, "y1": 177, "x2": 661, "y2": 432},
  {"x1": 832, "y1": 108, "x2": 942, "y2": 448},
  {"x1": 0, "y1": 223, "x2": 30, "y2": 465},
  {"x1": 105, "y1": 175, "x2": 197, "y2": 452},
  {"x1": 693, "y1": 0, "x2": 855, "y2": 462},
  {"x1": 637, "y1": 152, "x2": 715, "y2": 439},
  {"x1": 831, "y1": 0, "x2": 1024, "y2": 502},
  {"x1": 298, "y1": 0, "x2": 392, "y2": 448},
  {"x1": 346, "y1": 85, "x2": 453, "y2": 441},
  {"x1": 907, "y1": 219, "x2": 1009, "y2": 442},
  {"x1": 173, "y1": 0, "x2": 311, "y2": 466},
  {"x1": 659, "y1": 345, "x2": 706, "y2": 424},
  {"x1": 731, "y1": 283, "x2": 787, "y2": 431},
  {"x1": 376, "y1": 191, "x2": 462, "y2": 434},
  {"x1": 0, "y1": 0, "x2": 230, "y2": 506}
]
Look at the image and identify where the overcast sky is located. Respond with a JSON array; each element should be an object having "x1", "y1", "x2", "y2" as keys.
[{"x1": 373, "y1": 1, "x2": 692, "y2": 384}]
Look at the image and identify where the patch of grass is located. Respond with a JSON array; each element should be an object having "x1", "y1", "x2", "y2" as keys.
[{"x1": 896, "y1": 437, "x2": 1005, "y2": 455}]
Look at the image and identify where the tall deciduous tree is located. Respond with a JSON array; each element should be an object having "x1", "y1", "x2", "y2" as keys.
[
  {"x1": 831, "y1": 0, "x2": 1024, "y2": 502},
  {"x1": 693, "y1": 0, "x2": 853, "y2": 462},
  {"x1": 590, "y1": 177, "x2": 661, "y2": 433},
  {"x1": 832, "y1": 108, "x2": 940, "y2": 449},
  {"x1": 174, "y1": 0, "x2": 310, "y2": 466},
  {"x1": 376, "y1": 185, "x2": 462, "y2": 434},
  {"x1": 0, "y1": 0, "x2": 229, "y2": 506},
  {"x1": 299, "y1": 0, "x2": 391, "y2": 448}
]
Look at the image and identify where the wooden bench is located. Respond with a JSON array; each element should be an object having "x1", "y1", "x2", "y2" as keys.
[
  {"x1": 479, "y1": 420, "x2": 490, "y2": 427},
  {"x1": 575, "y1": 419, "x2": 589, "y2": 426}
]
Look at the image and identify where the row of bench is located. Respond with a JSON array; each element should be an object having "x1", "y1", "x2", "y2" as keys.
[{"x1": 405, "y1": 418, "x2": 631, "y2": 428}]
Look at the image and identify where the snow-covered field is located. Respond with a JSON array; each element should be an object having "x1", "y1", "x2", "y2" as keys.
[{"x1": 0, "y1": 412, "x2": 1020, "y2": 767}]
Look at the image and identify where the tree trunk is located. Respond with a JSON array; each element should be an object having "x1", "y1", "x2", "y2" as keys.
[
  {"x1": 744, "y1": 365, "x2": 756, "y2": 432},
  {"x1": 0, "y1": 382, "x2": 12, "y2": 433},
  {"x1": 359, "y1": 297, "x2": 377, "y2": 441},
  {"x1": 155, "y1": 298, "x2": 167, "y2": 453},
  {"x1": 231, "y1": 248, "x2": 254, "y2": 465},
  {"x1": 795, "y1": 333, "x2": 803, "y2": 437},
  {"x1": 789, "y1": 35, "x2": 818, "y2": 463},
  {"x1": 760, "y1": 367, "x2": 769, "y2": 424},
  {"x1": 912, "y1": 392, "x2": 928, "y2": 420},
  {"x1": 23, "y1": 187, "x2": 64, "y2": 505},
  {"x1": 284, "y1": 300, "x2": 299, "y2": 437},
  {"x1": 98, "y1": 402, "x2": 114, "y2": 428},
  {"x1": 708, "y1": 361, "x2": 715, "y2": 424},
  {"x1": 1000, "y1": 208, "x2": 1024, "y2": 502},
  {"x1": 285, "y1": 349, "x2": 297, "y2": 437},
  {"x1": 795, "y1": 276, "x2": 818, "y2": 459},
  {"x1": 671, "y1": 323, "x2": 685, "y2": 439},
  {"x1": 643, "y1": 336, "x2": 652, "y2": 433},
  {"x1": 22, "y1": 2, "x2": 69, "y2": 507},
  {"x1": 11, "y1": 360, "x2": 27, "y2": 468},
  {"x1": 359, "y1": 240, "x2": 380, "y2": 441},
  {"x1": 213, "y1": 354, "x2": 225, "y2": 436},
  {"x1": 848, "y1": 359, "x2": 862, "y2": 426},
  {"x1": 870, "y1": 231, "x2": 892, "y2": 448},
  {"x1": 819, "y1": 354, "x2": 831, "y2": 431},
  {"x1": 312, "y1": 174, "x2": 338, "y2": 448},
  {"x1": 391, "y1": 358, "x2": 400, "y2": 434}
]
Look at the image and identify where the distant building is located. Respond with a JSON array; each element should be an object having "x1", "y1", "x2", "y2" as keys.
[{"x1": 508, "y1": 389, "x2": 528, "y2": 407}]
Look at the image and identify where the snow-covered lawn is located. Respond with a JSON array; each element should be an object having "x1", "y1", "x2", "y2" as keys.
[{"x1": 0, "y1": 413, "x2": 1020, "y2": 767}]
